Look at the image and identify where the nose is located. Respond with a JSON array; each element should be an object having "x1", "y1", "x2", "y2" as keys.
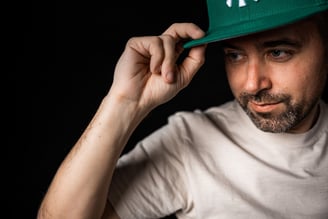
[{"x1": 244, "y1": 57, "x2": 272, "y2": 94}]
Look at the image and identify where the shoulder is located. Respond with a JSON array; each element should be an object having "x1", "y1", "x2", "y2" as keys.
[
  {"x1": 168, "y1": 100, "x2": 239, "y2": 127},
  {"x1": 164, "y1": 100, "x2": 240, "y2": 138}
]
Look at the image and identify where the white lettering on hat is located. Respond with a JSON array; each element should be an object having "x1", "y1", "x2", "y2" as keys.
[{"x1": 226, "y1": 0, "x2": 259, "y2": 8}]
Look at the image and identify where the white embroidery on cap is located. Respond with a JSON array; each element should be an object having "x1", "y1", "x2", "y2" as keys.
[{"x1": 226, "y1": 0, "x2": 259, "y2": 8}]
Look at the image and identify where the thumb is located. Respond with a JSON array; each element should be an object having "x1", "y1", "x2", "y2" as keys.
[{"x1": 179, "y1": 44, "x2": 207, "y2": 85}]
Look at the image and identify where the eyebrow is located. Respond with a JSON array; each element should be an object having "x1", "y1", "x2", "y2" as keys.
[
  {"x1": 221, "y1": 38, "x2": 303, "y2": 50},
  {"x1": 261, "y1": 38, "x2": 303, "y2": 48},
  {"x1": 221, "y1": 42, "x2": 240, "y2": 50}
]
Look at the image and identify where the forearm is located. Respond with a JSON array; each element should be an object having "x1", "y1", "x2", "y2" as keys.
[
  {"x1": 37, "y1": 23, "x2": 206, "y2": 219},
  {"x1": 38, "y1": 95, "x2": 147, "y2": 219}
]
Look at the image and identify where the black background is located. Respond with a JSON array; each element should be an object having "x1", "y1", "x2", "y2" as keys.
[{"x1": 12, "y1": 1, "x2": 327, "y2": 219}]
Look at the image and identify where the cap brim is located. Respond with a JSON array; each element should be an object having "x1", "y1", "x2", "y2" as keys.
[{"x1": 183, "y1": 6, "x2": 328, "y2": 48}]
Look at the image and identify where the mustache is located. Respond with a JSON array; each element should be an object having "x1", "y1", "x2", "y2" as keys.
[{"x1": 239, "y1": 91, "x2": 290, "y2": 105}]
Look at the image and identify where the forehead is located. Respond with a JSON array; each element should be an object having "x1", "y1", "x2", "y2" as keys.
[{"x1": 223, "y1": 19, "x2": 320, "y2": 45}]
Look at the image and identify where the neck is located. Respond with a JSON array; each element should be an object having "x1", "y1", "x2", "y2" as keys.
[{"x1": 288, "y1": 102, "x2": 321, "y2": 134}]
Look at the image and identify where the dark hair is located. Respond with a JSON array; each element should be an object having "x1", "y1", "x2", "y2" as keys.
[
  {"x1": 312, "y1": 10, "x2": 328, "y2": 58},
  {"x1": 314, "y1": 10, "x2": 328, "y2": 100}
]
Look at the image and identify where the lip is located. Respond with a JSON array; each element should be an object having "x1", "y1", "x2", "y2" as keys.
[{"x1": 249, "y1": 101, "x2": 282, "y2": 113}]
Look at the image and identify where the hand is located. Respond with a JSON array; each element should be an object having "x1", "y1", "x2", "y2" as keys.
[{"x1": 108, "y1": 23, "x2": 206, "y2": 114}]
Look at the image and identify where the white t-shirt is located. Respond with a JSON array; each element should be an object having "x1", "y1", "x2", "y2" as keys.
[{"x1": 109, "y1": 100, "x2": 328, "y2": 219}]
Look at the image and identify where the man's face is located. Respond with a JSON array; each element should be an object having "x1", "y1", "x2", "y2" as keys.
[{"x1": 223, "y1": 20, "x2": 327, "y2": 133}]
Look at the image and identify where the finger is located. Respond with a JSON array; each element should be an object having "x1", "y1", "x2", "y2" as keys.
[
  {"x1": 160, "y1": 23, "x2": 206, "y2": 83},
  {"x1": 159, "y1": 34, "x2": 177, "y2": 83},
  {"x1": 147, "y1": 37, "x2": 165, "y2": 75},
  {"x1": 162, "y1": 23, "x2": 205, "y2": 42},
  {"x1": 179, "y1": 44, "x2": 207, "y2": 85},
  {"x1": 162, "y1": 23, "x2": 206, "y2": 85},
  {"x1": 127, "y1": 36, "x2": 165, "y2": 74}
]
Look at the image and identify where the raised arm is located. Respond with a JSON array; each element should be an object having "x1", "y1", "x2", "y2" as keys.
[{"x1": 37, "y1": 23, "x2": 206, "y2": 219}]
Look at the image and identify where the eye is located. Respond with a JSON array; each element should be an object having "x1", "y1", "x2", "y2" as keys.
[
  {"x1": 268, "y1": 49, "x2": 293, "y2": 61},
  {"x1": 224, "y1": 50, "x2": 246, "y2": 63}
]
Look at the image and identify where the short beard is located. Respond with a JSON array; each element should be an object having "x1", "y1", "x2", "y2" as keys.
[{"x1": 237, "y1": 91, "x2": 315, "y2": 133}]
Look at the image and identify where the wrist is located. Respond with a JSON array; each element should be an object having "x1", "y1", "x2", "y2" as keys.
[{"x1": 101, "y1": 93, "x2": 149, "y2": 129}]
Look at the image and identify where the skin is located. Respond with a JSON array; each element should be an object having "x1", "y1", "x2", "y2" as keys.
[
  {"x1": 37, "y1": 18, "x2": 327, "y2": 219},
  {"x1": 37, "y1": 23, "x2": 206, "y2": 219},
  {"x1": 224, "y1": 20, "x2": 327, "y2": 133}
]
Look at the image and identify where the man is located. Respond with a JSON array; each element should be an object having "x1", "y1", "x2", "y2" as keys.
[{"x1": 38, "y1": 0, "x2": 328, "y2": 218}]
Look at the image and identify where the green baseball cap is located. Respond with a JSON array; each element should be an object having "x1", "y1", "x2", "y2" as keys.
[{"x1": 184, "y1": 0, "x2": 328, "y2": 48}]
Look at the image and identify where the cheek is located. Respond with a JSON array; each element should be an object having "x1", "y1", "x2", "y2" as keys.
[
  {"x1": 298, "y1": 34, "x2": 328, "y2": 99},
  {"x1": 226, "y1": 67, "x2": 245, "y2": 97},
  {"x1": 285, "y1": 56, "x2": 327, "y2": 103}
]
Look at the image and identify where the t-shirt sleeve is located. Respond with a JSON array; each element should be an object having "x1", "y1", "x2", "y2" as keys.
[{"x1": 108, "y1": 113, "x2": 193, "y2": 219}]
